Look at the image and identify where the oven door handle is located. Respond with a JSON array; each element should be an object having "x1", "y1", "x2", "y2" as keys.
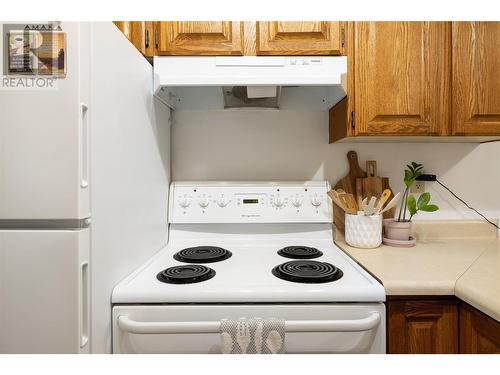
[{"x1": 117, "y1": 312, "x2": 381, "y2": 334}]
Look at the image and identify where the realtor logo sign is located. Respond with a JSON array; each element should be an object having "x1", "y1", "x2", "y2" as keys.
[
  {"x1": 1, "y1": 76, "x2": 57, "y2": 89},
  {"x1": 1, "y1": 22, "x2": 65, "y2": 90}
]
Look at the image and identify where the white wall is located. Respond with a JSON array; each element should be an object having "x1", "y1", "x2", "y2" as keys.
[
  {"x1": 90, "y1": 23, "x2": 170, "y2": 353},
  {"x1": 172, "y1": 110, "x2": 500, "y2": 221}
]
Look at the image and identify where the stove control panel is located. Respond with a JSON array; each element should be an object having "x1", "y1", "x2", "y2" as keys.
[{"x1": 168, "y1": 181, "x2": 332, "y2": 223}]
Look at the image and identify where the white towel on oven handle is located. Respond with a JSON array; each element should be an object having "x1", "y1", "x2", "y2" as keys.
[{"x1": 220, "y1": 317, "x2": 285, "y2": 354}]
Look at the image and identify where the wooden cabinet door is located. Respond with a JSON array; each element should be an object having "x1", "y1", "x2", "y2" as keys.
[
  {"x1": 452, "y1": 22, "x2": 500, "y2": 135},
  {"x1": 156, "y1": 22, "x2": 244, "y2": 55},
  {"x1": 388, "y1": 299, "x2": 459, "y2": 354},
  {"x1": 256, "y1": 22, "x2": 343, "y2": 55},
  {"x1": 353, "y1": 22, "x2": 451, "y2": 136},
  {"x1": 460, "y1": 303, "x2": 500, "y2": 353},
  {"x1": 113, "y1": 21, "x2": 156, "y2": 57}
]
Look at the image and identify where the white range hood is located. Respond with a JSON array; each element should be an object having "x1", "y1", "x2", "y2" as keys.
[{"x1": 153, "y1": 56, "x2": 347, "y2": 111}]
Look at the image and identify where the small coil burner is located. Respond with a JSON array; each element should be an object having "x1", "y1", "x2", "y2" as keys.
[
  {"x1": 277, "y1": 246, "x2": 323, "y2": 259},
  {"x1": 272, "y1": 260, "x2": 343, "y2": 284},
  {"x1": 173, "y1": 246, "x2": 232, "y2": 263},
  {"x1": 157, "y1": 265, "x2": 215, "y2": 284}
]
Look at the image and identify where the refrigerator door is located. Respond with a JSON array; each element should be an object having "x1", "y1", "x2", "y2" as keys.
[
  {"x1": 0, "y1": 22, "x2": 90, "y2": 220},
  {"x1": 89, "y1": 22, "x2": 170, "y2": 354},
  {"x1": 0, "y1": 228, "x2": 90, "y2": 353}
]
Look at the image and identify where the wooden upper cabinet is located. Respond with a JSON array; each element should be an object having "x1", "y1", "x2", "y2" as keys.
[
  {"x1": 353, "y1": 22, "x2": 451, "y2": 136},
  {"x1": 388, "y1": 299, "x2": 459, "y2": 354},
  {"x1": 452, "y1": 22, "x2": 500, "y2": 135},
  {"x1": 156, "y1": 22, "x2": 244, "y2": 55},
  {"x1": 113, "y1": 21, "x2": 156, "y2": 57},
  {"x1": 256, "y1": 22, "x2": 343, "y2": 55}
]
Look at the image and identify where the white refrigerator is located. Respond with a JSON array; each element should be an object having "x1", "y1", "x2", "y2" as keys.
[{"x1": 0, "y1": 22, "x2": 170, "y2": 353}]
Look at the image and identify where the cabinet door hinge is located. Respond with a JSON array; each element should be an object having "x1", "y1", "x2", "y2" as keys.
[
  {"x1": 145, "y1": 29, "x2": 149, "y2": 49},
  {"x1": 351, "y1": 111, "x2": 356, "y2": 129}
]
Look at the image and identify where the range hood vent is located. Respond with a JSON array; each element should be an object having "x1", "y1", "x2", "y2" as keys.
[
  {"x1": 223, "y1": 86, "x2": 281, "y2": 109},
  {"x1": 154, "y1": 56, "x2": 347, "y2": 111}
]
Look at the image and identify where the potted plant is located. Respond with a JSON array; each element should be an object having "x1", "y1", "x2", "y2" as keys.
[{"x1": 385, "y1": 162, "x2": 439, "y2": 242}]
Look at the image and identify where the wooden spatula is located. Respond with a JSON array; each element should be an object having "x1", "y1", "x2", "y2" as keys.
[
  {"x1": 338, "y1": 192, "x2": 358, "y2": 214},
  {"x1": 327, "y1": 190, "x2": 350, "y2": 214}
]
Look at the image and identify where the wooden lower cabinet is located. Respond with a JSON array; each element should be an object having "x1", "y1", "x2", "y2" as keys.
[
  {"x1": 459, "y1": 302, "x2": 500, "y2": 353},
  {"x1": 387, "y1": 298, "x2": 459, "y2": 354},
  {"x1": 387, "y1": 298, "x2": 500, "y2": 354}
]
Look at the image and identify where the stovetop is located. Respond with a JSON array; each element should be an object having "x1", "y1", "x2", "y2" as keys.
[
  {"x1": 112, "y1": 182, "x2": 385, "y2": 304},
  {"x1": 112, "y1": 238, "x2": 385, "y2": 304}
]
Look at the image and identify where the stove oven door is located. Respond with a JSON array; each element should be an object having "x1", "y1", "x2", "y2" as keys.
[{"x1": 112, "y1": 304, "x2": 385, "y2": 354}]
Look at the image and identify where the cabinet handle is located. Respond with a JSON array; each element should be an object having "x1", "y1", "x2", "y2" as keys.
[
  {"x1": 80, "y1": 261, "x2": 89, "y2": 348},
  {"x1": 145, "y1": 29, "x2": 149, "y2": 49},
  {"x1": 80, "y1": 103, "x2": 89, "y2": 188}
]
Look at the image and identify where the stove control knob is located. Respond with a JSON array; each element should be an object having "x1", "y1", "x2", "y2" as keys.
[
  {"x1": 179, "y1": 197, "x2": 191, "y2": 208},
  {"x1": 291, "y1": 196, "x2": 303, "y2": 208},
  {"x1": 198, "y1": 197, "x2": 209, "y2": 208},
  {"x1": 311, "y1": 194, "x2": 322, "y2": 207},
  {"x1": 217, "y1": 197, "x2": 229, "y2": 207},
  {"x1": 272, "y1": 196, "x2": 285, "y2": 208}
]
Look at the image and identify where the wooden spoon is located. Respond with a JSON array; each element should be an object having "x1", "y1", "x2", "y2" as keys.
[
  {"x1": 380, "y1": 192, "x2": 401, "y2": 215},
  {"x1": 375, "y1": 189, "x2": 392, "y2": 214}
]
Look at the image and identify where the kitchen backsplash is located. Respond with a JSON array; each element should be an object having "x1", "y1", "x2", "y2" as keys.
[{"x1": 171, "y1": 110, "x2": 500, "y2": 221}]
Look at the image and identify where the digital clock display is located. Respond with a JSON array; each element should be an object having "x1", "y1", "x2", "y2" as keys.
[{"x1": 243, "y1": 199, "x2": 259, "y2": 204}]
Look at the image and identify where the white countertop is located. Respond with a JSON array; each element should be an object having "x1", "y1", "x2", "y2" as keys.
[
  {"x1": 334, "y1": 220, "x2": 500, "y2": 322},
  {"x1": 455, "y1": 241, "x2": 500, "y2": 322}
]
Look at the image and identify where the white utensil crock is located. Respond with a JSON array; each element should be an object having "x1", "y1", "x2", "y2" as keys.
[{"x1": 345, "y1": 213, "x2": 382, "y2": 249}]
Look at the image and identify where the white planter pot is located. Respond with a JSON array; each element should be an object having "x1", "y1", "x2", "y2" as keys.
[{"x1": 345, "y1": 213, "x2": 382, "y2": 249}]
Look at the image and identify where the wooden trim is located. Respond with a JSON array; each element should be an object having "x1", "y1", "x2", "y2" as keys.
[
  {"x1": 346, "y1": 21, "x2": 356, "y2": 137},
  {"x1": 242, "y1": 21, "x2": 257, "y2": 56},
  {"x1": 387, "y1": 295, "x2": 458, "y2": 301},
  {"x1": 328, "y1": 22, "x2": 355, "y2": 143},
  {"x1": 329, "y1": 97, "x2": 348, "y2": 143}
]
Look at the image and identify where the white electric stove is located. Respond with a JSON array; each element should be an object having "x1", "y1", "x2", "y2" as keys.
[{"x1": 112, "y1": 181, "x2": 386, "y2": 354}]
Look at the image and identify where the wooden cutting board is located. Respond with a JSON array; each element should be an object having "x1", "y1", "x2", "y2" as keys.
[
  {"x1": 356, "y1": 160, "x2": 397, "y2": 220},
  {"x1": 332, "y1": 151, "x2": 366, "y2": 232},
  {"x1": 358, "y1": 161, "x2": 384, "y2": 198}
]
